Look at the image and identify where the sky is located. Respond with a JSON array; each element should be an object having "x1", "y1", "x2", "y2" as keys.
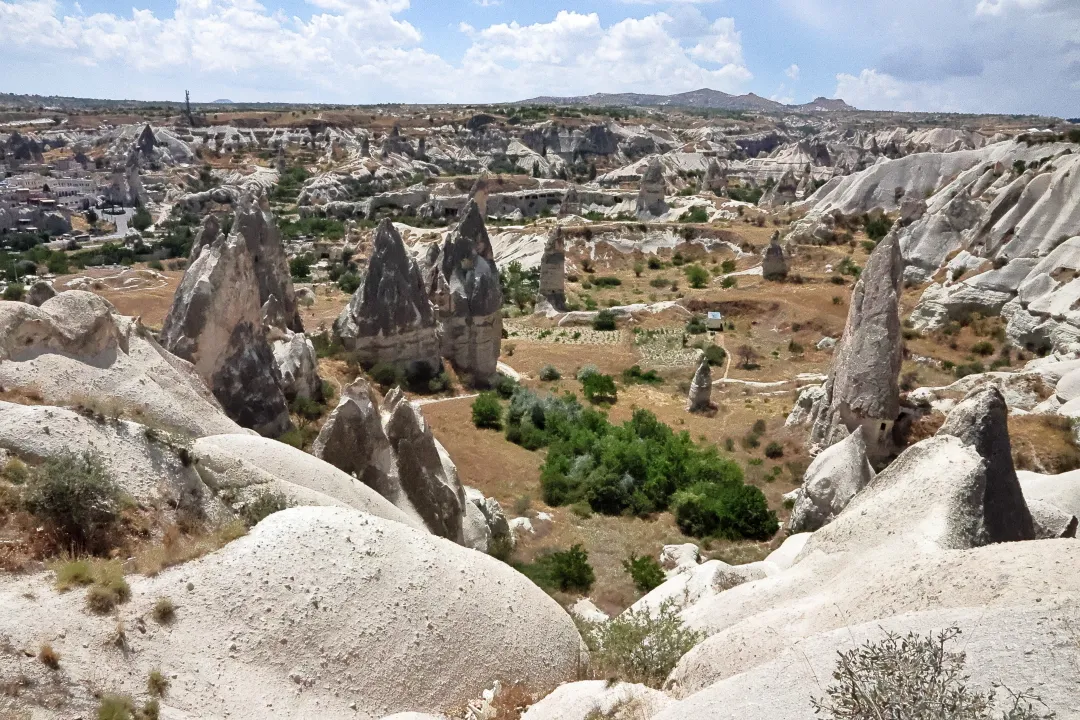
[{"x1": 0, "y1": 0, "x2": 1077, "y2": 115}]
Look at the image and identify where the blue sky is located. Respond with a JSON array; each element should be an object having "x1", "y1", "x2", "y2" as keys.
[{"x1": 1, "y1": 0, "x2": 1077, "y2": 115}]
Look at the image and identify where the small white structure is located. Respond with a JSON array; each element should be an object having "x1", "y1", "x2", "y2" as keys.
[{"x1": 706, "y1": 311, "x2": 725, "y2": 330}]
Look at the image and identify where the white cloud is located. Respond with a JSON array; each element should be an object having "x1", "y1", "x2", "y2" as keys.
[
  {"x1": 785, "y1": 63, "x2": 800, "y2": 81},
  {"x1": 473, "y1": 0, "x2": 501, "y2": 6},
  {"x1": 975, "y1": 0, "x2": 1046, "y2": 16},
  {"x1": 0, "y1": 0, "x2": 752, "y2": 102}
]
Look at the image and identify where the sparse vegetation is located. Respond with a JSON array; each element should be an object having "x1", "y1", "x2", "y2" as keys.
[
  {"x1": 147, "y1": 669, "x2": 169, "y2": 697},
  {"x1": 516, "y1": 544, "x2": 595, "y2": 594},
  {"x1": 623, "y1": 553, "x2": 666, "y2": 593},
  {"x1": 685, "y1": 264, "x2": 709, "y2": 289},
  {"x1": 592, "y1": 309, "x2": 617, "y2": 331},
  {"x1": 813, "y1": 627, "x2": 1052, "y2": 720},
  {"x1": 240, "y1": 490, "x2": 289, "y2": 527},
  {"x1": 472, "y1": 392, "x2": 503, "y2": 429},
  {"x1": 152, "y1": 596, "x2": 176, "y2": 624},
  {"x1": 38, "y1": 643, "x2": 60, "y2": 669},
  {"x1": 582, "y1": 598, "x2": 703, "y2": 687},
  {"x1": 23, "y1": 452, "x2": 120, "y2": 554},
  {"x1": 539, "y1": 365, "x2": 561, "y2": 382},
  {"x1": 80, "y1": 560, "x2": 131, "y2": 614},
  {"x1": 622, "y1": 365, "x2": 663, "y2": 385}
]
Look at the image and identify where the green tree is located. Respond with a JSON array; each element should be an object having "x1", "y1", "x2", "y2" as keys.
[
  {"x1": 471, "y1": 392, "x2": 503, "y2": 429},
  {"x1": 130, "y1": 206, "x2": 152, "y2": 232},
  {"x1": 685, "y1": 264, "x2": 709, "y2": 289}
]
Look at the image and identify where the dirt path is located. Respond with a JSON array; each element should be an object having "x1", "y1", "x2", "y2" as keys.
[
  {"x1": 717, "y1": 332, "x2": 731, "y2": 379},
  {"x1": 415, "y1": 393, "x2": 479, "y2": 407}
]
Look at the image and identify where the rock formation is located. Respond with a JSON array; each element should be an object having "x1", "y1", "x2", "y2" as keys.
[
  {"x1": 788, "y1": 427, "x2": 875, "y2": 532},
  {"x1": 232, "y1": 193, "x2": 304, "y2": 333},
  {"x1": 161, "y1": 214, "x2": 292, "y2": 436},
  {"x1": 559, "y1": 184, "x2": 582, "y2": 217},
  {"x1": 334, "y1": 219, "x2": 442, "y2": 374},
  {"x1": 704, "y1": 159, "x2": 727, "y2": 195},
  {"x1": 809, "y1": 231, "x2": 904, "y2": 464},
  {"x1": 686, "y1": 354, "x2": 712, "y2": 412},
  {"x1": 636, "y1": 159, "x2": 667, "y2": 217},
  {"x1": 759, "y1": 169, "x2": 798, "y2": 207},
  {"x1": 536, "y1": 226, "x2": 566, "y2": 313},
  {"x1": 25, "y1": 280, "x2": 56, "y2": 306},
  {"x1": 934, "y1": 385, "x2": 1036, "y2": 542},
  {"x1": 433, "y1": 201, "x2": 503, "y2": 383},
  {"x1": 761, "y1": 231, "x2": 788, "y2": 280}
]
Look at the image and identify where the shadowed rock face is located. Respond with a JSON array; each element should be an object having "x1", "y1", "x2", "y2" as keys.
[
  {"x1": 536, "y1": 227, "x2": 566, "y2": 312},
  {"x1": 161, "y1": 214, "x2": 291, "y2": 437},
  {"x1": 334, "y1": 219, "x2": 441, "y2": 373},
  {"x1": 704, "y1": 159, "x2": 727, "y2": 195},
  {"x1": 686, "y1": 354, "x2": 712, "y2": 412},
  {"x1": 25, "y1": 280, "x2": 56, "y2": 307},
  {"x1": 789, "y1": 427, "x2": 875, "y2": 532},
  {"x1": 935, "y1": 385, "x2": 1036, "y2": 543},
  {"x1": 762, "y1": 231, "x2": 788, "y2": 280},
  {"x1": 637, "y1": 159, "x2": 667, "y2": 217},
  {"x1": 810, "y1": 230, "x2": 904, "y2": 464},
  {"x1": 436, "y1": 201, "x2": 503, "y2": 381}
]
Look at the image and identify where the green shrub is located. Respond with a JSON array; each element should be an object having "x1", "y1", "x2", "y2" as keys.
[
  {"x1": 519, "y1": 544, "x2": 595, "y2": 593},
  {"x1": 954, "y1": 361, "x2": 986, "y2": 379},
  {"x1": 471, "y1": 392, "x2": 503, "y2": 429},
  {"x1": 289, "y1": 395, "x2": 324, "y2": 423},
  {"x1": 23, "y1": 452, "x2": 119, "y2": 553},
  {"x1": 147, "y1": 669, "x2": 169, "y2": 697},
  {"x1": 680, "y1": 206, "x2": 709, "y2": 223},
  {"x1": 649, "y1": 276, "x2": 670, "y2": 288},
  {"x1": 152, "y1": 597, "x2": 175, "y2": 624},
  {"x1": 721, "y1": 259, "x2": 736, "y2": 273},
  {"x1": 671, "y1": 482, "x2": 778, "y2": 540},
  {"x1": 581, "y1": 373, "x2": 617, "y2": 404},
  {"x1": 337, "y1": 271, "x2": 361, "y2": 294},
  {"x1": 583, "y1": 599, "x2": 703, "y2": 688},
  {"x1": 647, "y1": 256, "x2": 663, "y2": 270},
  {"x1": 622, "y1": 365, "x2": 663, "y2": 385},
  {"x1": 147, "y1": 259, "x2": 165, "y2": 271},
  {"x1": 764, "y1": 441, "x2": 784, "y2": 459},
  {"x1": 685, "y1": 316, "x2": 708, "y2": 334},
  {"x1": 2, "y1": 456, "x2": 29, "y2": 484},
  {"x1": 864, "y1": 215, "x2": 893, "y2": 242},
  {"x1": 971, "y1": 340, "x2": 995, "y2": 356},
  {"x1": 751, "y1": 419, "x2": 767, "y2": 434},
  {"x1": 623, "y1": 554, "x2": 666, "y2": 593},
  {"x1": 704, "y1": 345, "x2": 726, "y2": 366},
  {"x1": 241, "y1": 490, "x2": 289, "y2": 527},
  {"x1": 493, "y1": 373, "x2": 519, "y2": 399},
  {"x1": 3, "y1": 283, "x2": 26, "y2": 301},
  {"x1": 685, "y1": 264, "x2": 709, "y2": 289},
  {"x1": 813, "y1": 626, "x2": 1052, "y2": 720},
  {"x1": 539, "y1": 365, "x2": 561, "y2": 381},
  {"x1": 97, "y1": 694, "x2": 135, "y2": 720},
  {"x1": 593, "y1": 309, "x2": 617, "y2": 331},
  {"x1": 593, "y1": 276, "x2": 622, "y2": 288},
  {"x1": 368, "y1": 362, "x2": 403, "y2": 388},
  {"x1": 130, "y1": 206, "x2": 152, "y2": 232},
  {"x1": 84, "y1": 561, "x2": 130, "y2": 614},
  {"x1": 721, "y1": 276, "x2": 737, "y2": 289}
]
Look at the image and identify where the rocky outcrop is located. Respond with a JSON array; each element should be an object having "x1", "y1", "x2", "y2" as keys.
[
  {"x1": 809, "y1": 231, "x2": 904, "y2": 464},
  {"x1": 1028, "y1": 498, "x2": 1078, "y2": 538},
  {"x1": 788, "y1": 427, "x2": 875, "y2": 532},
  {"x1": 232, "y1": 193, "x2": 304, "y2": 333},
  {"x1": 536, "y1": 226, "x2": 566, "y2": 313},
  {"x1": 0, "y1": 291, "x2": 240, "y2": 437},
  {"x1": 686, "y1": 354, "x2": 712, "y2": 412},
  {"x1": 25, "y1": 280, "x2": 55, "y2": 306},
  {"x1": 334, "y1": 219, "x2": 441, "y2": 374},
  {"x1": 161, "y1": 214, "x2": 292, "y2": 437},
  {"x1": 559, "y1": 184, "x2": 582, "y2": 217},
  {"x1": 434, "y1": 201, "x2": 503, "y2": 383},
  {"x1": 636, "y1": 159, "x2": 667, "y2": 217},
  {"x1": 704, "y1": 159, "x2": 727, "y2": 195},
  {"x1": 384, "y1": 389, "x2": 467, "y2": 542},
  {"x1": 934, "y1": 385, "x2": 1036, "y2": 542},
  {"x1": 263, "y1": 294, "x2": 322, "y2": 401},
  {"x1": 759, "y1": 170, "x2": 798, "y2": 208},
  {"x1": 761, "y1": 230, "x2": 788, "y2": 280}
]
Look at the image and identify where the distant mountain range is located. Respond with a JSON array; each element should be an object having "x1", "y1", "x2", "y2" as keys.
[{"x1": 518, "y1": 88, "x2": 855, "y2": 113}]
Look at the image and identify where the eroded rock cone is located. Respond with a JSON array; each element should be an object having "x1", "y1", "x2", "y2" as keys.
[
  {"x1": 686, "y1": 354, "x2": 712, "y2": 413},
  {"x1": 934, "y1": 385, "x2": 1036, "y2": 542},
  {"x1": 762, "y1": 231, "x2": 788, "y2": 280},
  {"x1": 559, "y1": 184, "x2": 582, "y2": 217},
  {"x1": 311, "y1": 379, "x2": 403, "y2": 504},
  {"x1": 232, "y1": 193, "x2": 303, "y2": 333},
  {"x1": 789, "y1": 427, "x2": 875, "y2": 532},
  {"x1": 161, "y1": 215, "x2": 291, "y2": 437},
  {"x1": 810, "y1": 230, "x2": 904, "y2": 465},
  {"x1": 536, "y1": 226, "x2": 566, "y2": 313},
  {"x1": 637, "y1": 159, "x2": 667, "y2": 217},
  {"x1": 334, "y1": 219, "x2": 441, "y2": 374},
  {"x1": 384, "y1": 391, "x2": 467, "y2": 543},
  {"x1": 437, "y1": 201, "x2": 503, "y2": 383},
  {"x1": 704, "y1": 159, "x2": 727, "y2": 195}
]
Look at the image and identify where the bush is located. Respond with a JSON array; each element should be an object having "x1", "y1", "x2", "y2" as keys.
[
  {"x1": 752, "y1": 419, "x2": 767, "y2": 434},
  {"x1": 152, "y1": 597, "x2": 175, "y2": 624},
  {"x1": 39, "y1": 643, "x2": 60, "y2": 669},
  {"x1": 623, "y1": 554, "x2": 666, "y2": 593},
  {"x1": 581, "y1": 372, "x2": 617, "y2": 404},
  {"x1": 685, "y1": 264, "x2": 709, "y2": 289},
  {"x1": 633, "y1": 261, "x2": 645, "y2": 277},
  {"x1": 721, "y1": 276, "x2": 737, "y2": 289},
  {"x1": 84, "y1": 562, "x2": 131, "y2": 614},
  {"x1": 813, "y1": 627, "x2": 1052, "y2": 720},
  {"x1": 97, "y1": 694, "x2": 136, "y2": 720},
  {"x1": 593, "y1": 309, "x2": 617, "y2": 331},
  {"x1": 338, "y1": 271, "x2": 361, "y2": 294},
  {"x1": 3, "y1": 283, "x2": 26, "y2": 301},
  {"x1": 671, "y1": 482, "x2": 778, "y2": 540},
  {"x1": 864, "y1": 215, "x2": 893, "y2": 242},
  {"x1": 147, "y1": 259, "x2": 164, "y2": 271},
  {"x1": 241, "y1": 490, "x2": 289, "y2": 527},
  {"x1": 289, "y1": 255, "x2": 312, "y2": 280},
  {"x1": 130, "y1": 206, "x2": 152, "y2": 232},
  {"x1": 147, "y1": 669, "x2": 169, "y2": 697},
  {"x1": 647, "y1": 256, "x2": 663, "y2": 270},
  {"x1": 493, "y1": 373, "x2": 519, "y2": 399},
  {"x1": 593, "y1": 276, "x2": 622, "y2": 288},
  {"x1": 971, "y1": 340, "x2": 995, "y2": 356},
  {"x1": 721, "y1": 259, "x2": 736, "y2": 273},
  {"x1": 680, "y1": 206, "x2": 709, "y2": 223},
  {"x1": 23, "y1": 452, "x2": 120, "y2": 553},
  {"x1": 704, "y1": 345, "x2": 726, "y2": 366},
  {"x1": 576, "y1": 364, "x2": 600, "y2": 382},
  {"x1": 520, "y1": 544, "x2": 595, "y2": 593},
  {"x1": 685, "y1": 316, "x2": 708, "y2": 334},
  {"x1": 472, "y1": 392, "x2": 503, "y2": 429},
  {"x1": 583, "y1": 599, "x2": 703, "y2": 688},
  {"x1": 539, "y1": 365, "x2": 561, "y2": 381},
  {"x1": 368, "y1": 362, "x2": 403, "y2": 388},
  {"x1": 649, "y1": 276, "x2": 670, "y2": 288},
  {"x1": 764, "y1": 441, "x2": 784, "y2": 459},
  {"x1": 622, "y1": 365, "x2": 663, "y2": 385}
]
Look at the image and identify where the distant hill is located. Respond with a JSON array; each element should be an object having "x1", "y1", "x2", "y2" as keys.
[{"x1": 518, "y1": 88, "x2": 856, "y2": 113}]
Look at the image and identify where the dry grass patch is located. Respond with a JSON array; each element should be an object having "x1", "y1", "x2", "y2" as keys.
[
  {"x1": 151, "y1": 597, "x2": 175, "y2": 625},
  {"x1": 1011, "y1": 414, "x2": 1080, "y2": 474},
  {"x1": 37, "y1": 643, "x2": 60, "y2": 670},
  {"x1": 132, "y1": 520, "x2": 247, "y2": 576}
]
